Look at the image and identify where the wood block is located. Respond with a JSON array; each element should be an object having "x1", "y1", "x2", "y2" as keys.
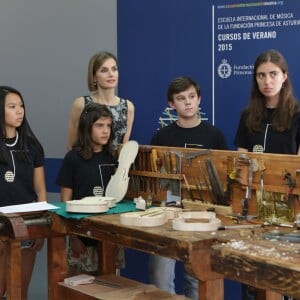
[
  {"x1": 58, "y1": 274, "x2": 190, "y2": 299},
  {"x1": 182, "y1": 198, "x2": 232, "y2": 216}
]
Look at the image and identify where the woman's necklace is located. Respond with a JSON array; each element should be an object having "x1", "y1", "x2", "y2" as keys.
[
  {"x1": 5, "y1": 131, "x2": 19, "y2": 147},
  {"x1": 4, "y1": 131, "x2": 18, "y2": 183}
]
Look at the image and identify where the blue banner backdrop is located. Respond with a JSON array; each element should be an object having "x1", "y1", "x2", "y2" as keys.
[
  {"x1": 118, "y1": 0, "x2": 300, "y2": 150},
  {"x1": 213, "y1": 0, "x2": 300, "y2": 148}
]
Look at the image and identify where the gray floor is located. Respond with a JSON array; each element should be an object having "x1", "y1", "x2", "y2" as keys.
[{"x1": 28, "y1": 241, "x2": 48, "y2": 299}]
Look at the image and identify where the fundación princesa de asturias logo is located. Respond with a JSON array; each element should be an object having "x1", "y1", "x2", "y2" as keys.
[
  {"x1": 217, "y1": 59, "x2": 232, "y2": 79},
  {"x1": 217, "y1": 59, "x2": 254, "y2": 78}
]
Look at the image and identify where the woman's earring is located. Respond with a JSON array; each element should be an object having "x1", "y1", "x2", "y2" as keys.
[{"x1": 93, "y1": 80, "x2": 97, "y2": 87}]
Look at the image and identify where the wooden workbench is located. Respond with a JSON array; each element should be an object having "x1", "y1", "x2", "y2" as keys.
[
  {"x1": 1, "y1": 208, "x2": 299, "y2": 299},
  {"x1": 48, "y1": 211, "x2": 225, "y2": 299},
  {"x1": 0, "y1": 211, "x2": 67, "y2": 299},
  {"x1": 2, "y1": 209, "x2": 223, "y2": 299},
  {"x1": 47, "y1": 211, "x2": 300, "y2": 300},
  {"x1": 50, "y1": 211, "x2": 300, "y2": 300},
  {"x1": 2, "y1": 147, "x2": 300, "y2": 299}
]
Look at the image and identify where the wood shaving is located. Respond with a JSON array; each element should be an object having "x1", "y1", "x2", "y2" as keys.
[{"x1": 222, "y1": 240, "x2": 300, "y2": 261}]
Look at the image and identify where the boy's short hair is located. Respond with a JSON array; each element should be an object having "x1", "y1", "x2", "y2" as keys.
[{"x1": 167, "y1": 76, "x2": 201, "y2": 103}]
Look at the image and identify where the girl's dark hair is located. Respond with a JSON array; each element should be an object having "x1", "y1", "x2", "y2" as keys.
[
  {"x1": 246, "y1": 49, "x2": 299, "y2": 132},
  {"x1": 75, "y1": 102, "x2": 115, "y2": 159},
  {"x1": 0, "y1": 86, "x2": 44, "y2": 164},
  {"x1": 167, "y1": 76, "x2": 201, "y2": 103}
]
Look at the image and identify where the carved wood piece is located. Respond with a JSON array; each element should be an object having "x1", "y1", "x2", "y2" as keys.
[{"x1": 172, "y1": 211, "x2": 221, "y2": 231}]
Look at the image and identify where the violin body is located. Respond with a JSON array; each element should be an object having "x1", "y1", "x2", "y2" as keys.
[{"x1": 106, "y1": 141, "x2": 139, "y2": 202}]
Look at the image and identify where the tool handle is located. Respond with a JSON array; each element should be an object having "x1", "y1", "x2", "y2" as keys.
[
  {"x1": 170, "y1": 153, "x2": 177, "y2": 174},
  {"x1": 156, "y1": 157, "x2": 162, "y2": 172},
  {"x1": 151, "y1": 149, "x2": 158, "y2": 172}
]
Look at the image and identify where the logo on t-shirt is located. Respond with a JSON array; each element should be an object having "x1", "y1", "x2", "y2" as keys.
[{"x1": 156, "y1": 107, "x2": 206, "y2": 130}]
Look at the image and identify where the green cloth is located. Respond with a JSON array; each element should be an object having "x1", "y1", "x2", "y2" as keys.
[{"x1": 51, "y1": 200, "x2": 137, "y2": 219}]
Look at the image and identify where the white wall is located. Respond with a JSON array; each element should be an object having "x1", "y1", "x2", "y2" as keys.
[{"x1": 0, "y1": 0, "x2": 117, "y2": 158}]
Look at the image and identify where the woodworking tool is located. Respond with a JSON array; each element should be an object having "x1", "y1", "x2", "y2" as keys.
[
  {"x1": 183, "y1": 174, "x2": 194, "y2": 201},
  {"x1": 198, "y1": 160, "x2": 214, "y2": 203},
  {"x1": 205, "y1": 158, "x2": 228, "y2": 205},
  {"x1": 218, "y1": 224, "x2": 263, "y2": 230},
  {"x1": 186, "y1": 149, "x2": 210, "y2": 166}
]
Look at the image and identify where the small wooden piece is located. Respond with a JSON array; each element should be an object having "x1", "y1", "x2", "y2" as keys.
[
  {"x1": 182, "y1": 198, "x2": 232, "y2": 216},
  {"x1": 172, "y1": 211, "x2": 221, "y2": 231},
  {"x1": 120, "y1": 207, "x2": 182, "y2": 227}
]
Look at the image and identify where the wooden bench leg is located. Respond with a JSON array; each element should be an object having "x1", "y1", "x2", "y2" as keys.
[
  {"x1": 48, "y1": 236, "x2": 67, "y2": 300},
  {"x1": 257, "y1": 288, "x2": 282, "y2": 300},
  {"x1": 7, "y1": 240, "x2": 22, "y2": 300},
  {"x1": 98, "y1": 240, "x2": 117, "y2": 274},
  {"x1": 265, "y1": 290, "x2": 283, "y2": 300},
  {"x1": 199, "y1": 278, "x2": 223, "y2": 300}
]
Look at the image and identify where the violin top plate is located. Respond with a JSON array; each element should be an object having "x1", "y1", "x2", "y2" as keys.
[{"x1": 106, "y1": 140, "x2": 139, "y2": 202}]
